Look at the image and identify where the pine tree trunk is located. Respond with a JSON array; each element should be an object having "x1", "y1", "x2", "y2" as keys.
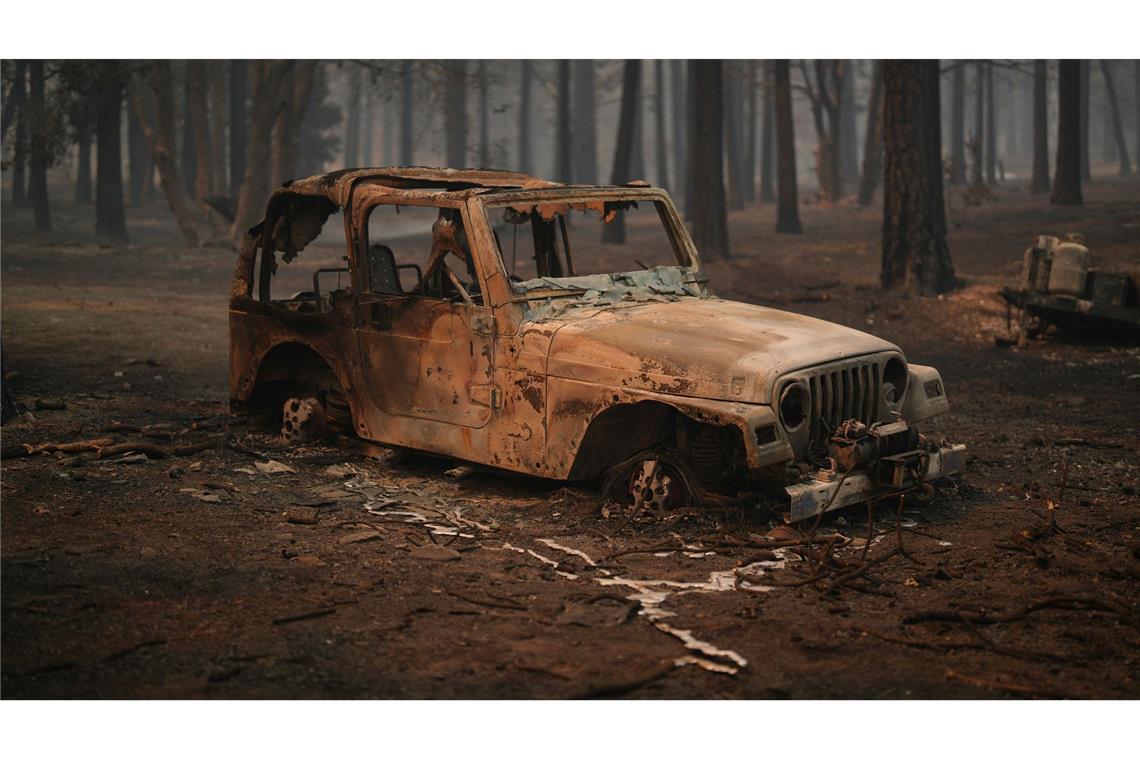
[
  {"x1": 128, "y1": 92, "x2": 151, "y2": 205},
  {"x1": 180, "y1": 67, "x2": 197, "y2": 199},
  {"x1": 603, "y1": 60, "x2": 641, "y2": 244},
  {"x1": 28, "y1": 60, "x2": 51, "y2": 232},
  {"x1": 229, "y1": 60, "x2": 247, "y2": 198},
  {"x1": 401, "y1": 61, "x2": 414, "y2": 165},
  {"x1": 630, "y1": 63, "x2": 646, "y2": 182},
  {"x1": 344, "y1": 65, "x2": 361, "y2": 167},
  {"x1": 1135, "y1": 61, "x2": 1140, "y2": 173},
  {"x1": 187, "y1": 61, "x2": 213, "y2": 207},
  {"x1": 1079, "y1": 60, "x2": 1090, "y2": 181},
  {"x1": 75, "y1": 126, "x2": 93, "y2": 204},
  {"x1": 744, "y1": 60, "x2": 757, "y2": 204},
  {"x1": 773, "y1": 60, "x2": 801, "y2": 234},
  {"x1": 985, "y1": 62, "x2": 997, "y2": 184},
  {"x1": 518, "y1": 61, "x2": 531, "y2": 173},
  {"x1": 209, "y1": 62, "x2": 227, "y2": 195},
  {"x1": 1051, "y1": 60, "x2": 1083, "y2": 205},
  {"x1": 759, "y1": 60, "x2": 775, "y2": 203},
  {"x1": 230, "y1": 62, "x2": 292, "y2": 241},
  {"x1": 94, "y1": 62, "x2": 128, "y2": 243},
  {"x1": 1099, "y1": 60, "x2": 1133, "y2": 175},
  {"x1": 477, "y1": 61, "x2": 489, "y2": 168},
  {"x1": 654, "y1": 59, "x2": 670, "y2": 190},
  {"x1": 669, "y1": 60, "x2": 686, "y2": 204},
  {"x1": 723, "y1": 62, "x2": 744, "y2": 210},
  {"x1": 573, "y1": 60, "x2": 597, "y2": 184},
  {"x1": 445, "y1": 61, "x2": 467, "y2": 168},
  {"x1": 971, "y1": 62, "x2": 984, "y2": 187},
  {"x1": 1030, "y1": 60, "x2": 1051, "y2": 193},
  {"x1": 857, "y1": 60, "x2": 884, "y2": 206},
  {"x1": 9, "y1": 61, "x2": 28, "y2": 206},
  {"x1": 839, "y1": 61, "x2": 859, "y2": 185},
  {"x1": 272, "y1": 61, "x2": 316, "y2": 187},
  {"x1": 687, "y1": 60, "x2": 730, "y2": 260},
  {"x1": 881, "y1": 60, "x2": 955, "y2": 295},
  {"x1": 556, "y1": 60, "x2": 572, "y2": 182}
]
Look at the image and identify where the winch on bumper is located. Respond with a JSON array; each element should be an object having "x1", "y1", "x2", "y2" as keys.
[{"x1": 784, "y1": 418, "x2": 967, "y2": 522}]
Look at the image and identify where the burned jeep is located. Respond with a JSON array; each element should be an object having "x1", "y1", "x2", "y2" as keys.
[{"x1": 229, "y1": 168, "x2": 965, "y2": 521}]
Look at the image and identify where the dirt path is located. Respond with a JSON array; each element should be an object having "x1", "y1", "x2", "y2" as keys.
[{"x1": 2, "y1": 178, "x2": 1139, "y2": 698}]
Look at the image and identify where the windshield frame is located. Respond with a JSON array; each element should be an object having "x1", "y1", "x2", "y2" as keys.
[{"x1": 474, "y1": 187, "x2": 702, "y2": 299}]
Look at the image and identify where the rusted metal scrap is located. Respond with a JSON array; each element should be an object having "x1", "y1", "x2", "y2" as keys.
[{"x1": 229, "y1": 166, "x2": 965, "y2": 521}]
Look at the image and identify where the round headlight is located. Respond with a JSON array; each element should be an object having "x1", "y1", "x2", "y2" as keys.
[
  {"x1": 882, "y1": 357, "x2": 908, "y2": 407},
  {"x1": 779, "y1": 382, "x2": 809, "y2": 431}
]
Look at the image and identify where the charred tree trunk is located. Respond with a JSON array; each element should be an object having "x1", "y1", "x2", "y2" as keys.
[
  {"x1": 630, "y1": 64, "x2": 646, "y2": 182},
  {"x1": 759, "y1": 60, "x2": 775, "y2": 203},
  {"x1": 128, "y1": 93, "x2": 151, "y2": 205},
  {"x1": 28, "y1": 60, "x2": 51, "y2": 232},
  {"x1": 401, "y1": 61, "x2": 414, "y2": 165},
  {"x1": 1030, "y1": 60, "x2": 1051, "y2": 194},
  {"x1": 1099, "y1": 60, "x2": 1133, "y2": 175},
  {"x1": 773, "y1": 60, "x2": 801, "y2": 234},
  {"x1": 670, "y1": 59, "x2": 686, "y2": 203},
  {"x1": 75, "y1": 122, "x2": 93, "y2": 204},
  {"x1": 518, "y1": 60, "x2": 531, "y2": 173},
  {"x1": 603, "y1": 60, "x2": 641, "y2": 244},
  {"x1": 839, "y1": 61, "x2": 859, "y2": 185},
  {"x1": 445, "y1": 61, "x2": 468, "y2": 168},
  {"x1": 573, "y1": 60, "x2": 597, "y2": 184},
  {"x1": 229, "y1": 60, "x2": 247, "y2": 199},
  {"x1": 803, "y1": 60, "x2": 843, "y2": 204},
  {"x1": 744, "y1": 60, "x2": 757, "y2": 204},
  {"x1": 1051, "y1": 60, "x2": 1083, "y2": 205},
  {"x1": 1135, "y1": 61, "x2": 1140, "y2": 175},
  {"x1": 970, "y1": 61, "x2": 984, "y2": 187},
  {"x1": 881, "y1": 60, "x2": 955, "y2": 295},
  {"x1": 230, "y1": 62, "x2": 292, "y2": 241},
  {"x1": 477, "y1": 61, "x2": 489, "y2": 168},
  {"x1": 654, "y1": 59, "x2": 670, "y2": 191},
  {"x1": 985, "y1": 62, "x2": 996, "y2": 184},
  {"x1": 723, "y1": 62, "x2": 745, "y2": 210},
  {"x1": 94, "y1": 62, "x2": 128, "y2": 243},
  {"x1": 180, "y1": 69, "x2": 197, "y2": 200},
  {"x1": 187, "y1": 61, "x2": 213, "y2": 207},
  {"x1": 857, "y1": 60, "x2": 884, "y2": 206},
  {"x1": 344, "y1": 65, "x2": 360, "y2": 167},
  {"x1": 8, "y1": 61, "x2": 28, "y2": 206},
  {"x1": 949, "y1": 63, "x2": 966, "y2": 184},
  {"x1": 1079, "y1": 60, "x2": 1090, "y2": 180},
  {"x1": 361, "y1": 83, "x2": 375, "y2": 166},
  {"x1": 556, "y1": 60, "x2": 572, "y2": 183},
  {"x1": 209, "y1": 62, "x2": 227, "y2": 195},
  {"x1": 687, "y1": 60, "x2": 730, "y2": 260}
]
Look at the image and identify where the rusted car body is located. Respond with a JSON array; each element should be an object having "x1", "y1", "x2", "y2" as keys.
[{"x1": 229, "y1": 167, "x2": 964, "y2": 520}]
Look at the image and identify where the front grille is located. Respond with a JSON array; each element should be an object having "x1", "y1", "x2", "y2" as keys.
[{"x1": 805, "y1": 362, "x2": 881, "y2": 443}]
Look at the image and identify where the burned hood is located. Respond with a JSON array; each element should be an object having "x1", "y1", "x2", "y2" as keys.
[{"x1": 542, "y1": 298, "x2": 899, "y2": 404}]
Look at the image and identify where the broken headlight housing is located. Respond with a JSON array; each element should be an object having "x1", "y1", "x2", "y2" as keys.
[
  {"x1": 881, "y1": 357, "x2": 908, "y2": 410},
  {"x1": 778, "y1": 382, "x2": 809, "y2": 431}
]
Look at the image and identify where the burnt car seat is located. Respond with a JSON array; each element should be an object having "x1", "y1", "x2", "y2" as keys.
[{"x1": 368, "y1": 244, "x2": 403, "y2": 295}]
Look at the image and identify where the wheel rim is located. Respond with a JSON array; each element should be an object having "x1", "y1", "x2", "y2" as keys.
[{"x1": 628, "y1": 458, "x2": 683, "y2": 513}]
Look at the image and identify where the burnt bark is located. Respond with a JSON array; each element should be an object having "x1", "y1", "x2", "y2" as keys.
[
  {"x1": 1030, "y1": 60, "x2": 1050, "y2": 194},
  {"x1": 229, "y1": 60, "x2": 247, "y2": 198},
  {"x1": 128, "y1": 90, "x2": 152, "y2": 205},
  {"x1": 8, "y1": 61, "x2": 28, "y2": 206},
  {"x1": 573, "y1": 60, "x2": 597, "y2": 184},
  {"x1": 1051, "y1": 60, "x2": 1083, "y2": 205},
  {"x1": 401, "y1": 61, "x2": 414, "y2": 165},
  {"x1": 687, "y1": 60, "x2": 730, "y2": 260},
  {"x1": 839, "y1": 61, "x2": 859, "y2": 185},
  {"x1": 344, "y1": 65, "x2": 360, "y2": 167},
  {"x1": 361, "y1": 83, "x2": 375, "y2": 166},
  {"x1": 630, "y1": 64, "x2": 646, "y2": 182},
  {"x1": 271, "y1": 62, "x2": 317, "y2": 188},
  {"x1": 94, "y1": 62, "x2": 128, "y2": 243},
  {"x1": 74, "y1": 122, "x2": 93, "y2": 204},
  {"x1": 881, "y1": 60, "x2": 955, "y2": 295},
  {"x1": 230, "y1": 62, "x2": 292, "y2": 240},
  {"x1": 670, "y1": 60, "x2": 686, "y2": 203},
  {"x1": 28, "y1": 60, "x2": 51, "y2": 232},
  {"x1": 985, "y1": 62, "x2": 996, "y2": 184},
  {"x1": 971, "y1": 62, "x2": 984, "y2": 187},
  {"x1": 745, "y1": 60, "x2": 758, "y2": 204},
  {"x1": 445, "y1": 61, "x2": 467, "y2": 168},
  {"x1": 209, "y1": 62, "x2": 227, "y2": 194},
  {"x1": 603, "y1": 60, "x2": 641, "y2": 244},
  {"x1": 856, "y1": 60, "x2": 884, "y2": 206},
  {"x1": 180, "y1": 68, "x2": 197, "y2": 199},
  {"x1": 654, "y1": 59, "x2": 669, "y2": 191},
  {"x1": 518, "y1": 61, "x2": 531, "y2": 173},
  {"x1": 556, "y1": 60, "x2": 572, "y2": 183},
  {"x1": 950, "y1": 62, "x2": 966, "y2": 184},
  {"x1": 1099, "y1": 60, "x2": 1133, "y2": 176},
  {"x1": 801, "y1": 60, "x2": 844, "y2": 204},
  {"x1": 1135, "y1": 61, "x2": 1140, "y2": 174},
  {"x1": 723, "y1": 62, "x2": 745, "y2": 210},
  {"x1": 1079, "y1": 60, "x2": 1090, "y2": 180},
  {"x1": 187, "y1": 61, "x2": 213, "y2": 206},
  {"x1": 759, "y1": 60, "x2": 775, "y2": 203},
  {"x1": 773, "y1": 60, "x2": 801, "y2": 234}
]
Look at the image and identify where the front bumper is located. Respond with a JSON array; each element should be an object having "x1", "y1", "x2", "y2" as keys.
[{"x1": 784, "y1": 442, "x2": 967, "y2": 522}]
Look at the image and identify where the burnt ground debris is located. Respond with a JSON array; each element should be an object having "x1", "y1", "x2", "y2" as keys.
[{"x1": 1, "y1": 175, "x2": 1138, "y2": 699}]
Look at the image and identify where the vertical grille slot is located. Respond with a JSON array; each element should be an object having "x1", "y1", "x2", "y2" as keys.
[{"x1": 800, "y1": 360, "x2": 882, "y2": 447}]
